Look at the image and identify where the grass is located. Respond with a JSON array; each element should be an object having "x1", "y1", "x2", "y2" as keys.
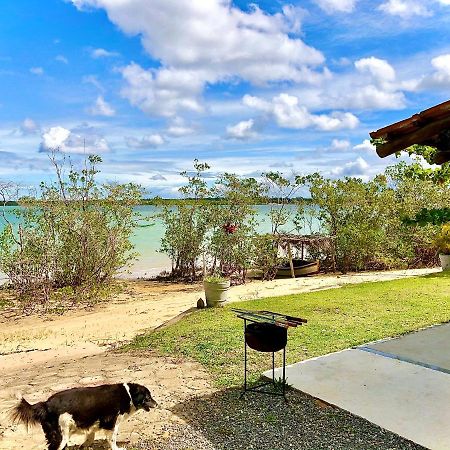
[{"x1": 124, "y1": 271, "x2": 450, "y2": 387}]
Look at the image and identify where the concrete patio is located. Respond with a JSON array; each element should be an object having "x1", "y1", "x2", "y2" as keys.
[{"x1": 265, "y1": 323, "x2": 450, "y2": 450}]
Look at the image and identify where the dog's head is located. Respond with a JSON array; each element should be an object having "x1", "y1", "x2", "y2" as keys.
[{"x1": 128, "y1": 383, "x2": 157, "y2": 411}]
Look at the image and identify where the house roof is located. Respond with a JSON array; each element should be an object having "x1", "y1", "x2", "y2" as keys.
[{"x1": 370, "y1": 99, "x2": 450, "y2": 164}]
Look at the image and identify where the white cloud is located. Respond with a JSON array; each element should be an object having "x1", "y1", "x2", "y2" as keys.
[
  {"x1": 55, "y1": 55, "x2": 69, "y2": 64},
  {"x1": 121, "y1": 64, "x2": 205, "y2": 118},
  {"x1": 330, "y1": 139, "x2": 351, "y2": 151},
  {"x1": 73, "y1": 0, "x2": 324, "y2": 118},
  {"x1": 355, "y1": 57, "x2": 396, "y2": 84},
  {"x1": 166, "y1": 118, "x2": 195, "y2": 137},
  {"x1": 378, "y1": 0, "x2": 431, "y2": 18},
  {"x1": 40, "y1": 124, "x2": 110, "y2": 154},
  {"x1": 90, "y1": 48, "x2": 120, "y2": 58},
  {"x1": 125, "y1": 134, "x2": 165, "y2": 149},
  {"x1": 329, "y1": 57, "x2": 407, "y2": 110},
  {"x1": 226, "y1": 119, "x2": 258, "y2": 140},
  {"x1": 331, "y1": 157, "x2": 369, "y2": 177},
  {"x1": 315, "y1": 0, "x2": 357, "y2": 13},
  {"x1": 30, "y1": 67, "x2": 44, "y2": 75},
  {"x1": 88, "y1": 96, "x2": 116, "y2": 117},
  {"x1": 244, "y1": 93, "x2": 359, "y2": 131},
  {"x1": 20, "y1": 118, "x2": 40, "y2": 135},
  {"x1": 419, "y1": 54, "x2": 450, "y2": 88},
  {"x1": 82, "y1": 75, "x2": 104, "y2": 92},
  {"x1": 353, "y1": 139, "x2": 375, "y2": 152}
]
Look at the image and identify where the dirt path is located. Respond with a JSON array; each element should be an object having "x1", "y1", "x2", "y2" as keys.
[{"x1": 0, "y1": 268, "x2": 438, "y2": 449}]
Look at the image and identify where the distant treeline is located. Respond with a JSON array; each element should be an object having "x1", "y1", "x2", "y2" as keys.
[
  {"x1": 2, "y1": 198, "x2": 312, "y2": 207},
  {"x1": 141, "y1": 197, "x2": 312, "y2": 205}
]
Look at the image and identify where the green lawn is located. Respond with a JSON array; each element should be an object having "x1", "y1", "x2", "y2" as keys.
[{"x1": 125, "y1": 271, "x2": 450, "y2": 387}]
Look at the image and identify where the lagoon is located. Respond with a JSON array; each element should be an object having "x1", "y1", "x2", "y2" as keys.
[{"x1": 0, "y1": 204, "x2": 315, "y2": 279}]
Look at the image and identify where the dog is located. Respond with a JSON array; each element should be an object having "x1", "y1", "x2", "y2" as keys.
[{"x1": 11, "y1": 382, "x2": 157, "y2": 450}]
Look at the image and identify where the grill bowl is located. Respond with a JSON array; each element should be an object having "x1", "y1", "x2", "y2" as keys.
[{"x1": 245, "y1": 322, "x2": 287, "y2": 352}]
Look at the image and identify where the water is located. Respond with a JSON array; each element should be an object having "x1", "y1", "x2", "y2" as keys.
[{"x1": 0, "y1": 204, "x2": 315, "y2": 279}]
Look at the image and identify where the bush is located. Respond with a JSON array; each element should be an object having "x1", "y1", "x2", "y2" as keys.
[
  {"x1": 0, "y1": 154, "x2": 141, "y2": 303},
  {"x1": 158, "y1": 160, "x2": 212, "y2": 279}
]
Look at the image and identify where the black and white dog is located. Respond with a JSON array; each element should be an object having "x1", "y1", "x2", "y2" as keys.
[{"x1": 12, "y1": 382, "x2": 157, "y2": 450}]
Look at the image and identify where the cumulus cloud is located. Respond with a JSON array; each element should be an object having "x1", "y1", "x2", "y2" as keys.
[
  {"x1": 331, "y1": 157, "x2": 369, "y2": 177},
  {"x1": 166, "y1": 118, "x2": 195, "y2": 137},
  {"x1": 226, "y1": 119, "x2": 258, "y2": 140},
  {"x1": 30, "y1": 67, "x2": 44, "y2": 75},
  {"x1": 125, "y1": 134, "x2": 165, "y2": 149},
  {"x1": 88, "y1": 96, "x2": 115, "y2": 117},
  {"x1": 355, "y1": 57, "x2": 396, "y2": 84},
  {"x1": 353, "y1": 139, "x2": 376, "y2": 152},
  {"x1": 20, "y1": 118, "x2": 40, "y2": 135},
  {"x1": 55, "y1": 55, "x2": 69, "y2": 64},
  {"x1": 419, "y1": 54, "x2": 450, "y2": 89},
  {"x1": 73, "y1": 0, "x2": 324, "y2": 118},
  {"x1": 121, "y1": 64, "x2": 205, "y2": 117},
  {"x1": 83, "y1": 75, "x2": 104, "y2": 92},
  {"x1": 243, "y1": 93, "x2": 359, "y2": 131},
  {"x1": 315, "y1": 0, "x2": 357, "y2": 13},
  {"x1": 332, "y1": 56, "x2": 407, "y2": 110},
  {"x1": 90, "y1": 48, "x2": 120, "y2": 58},
  {"x1": 40, "y1": 124, "x2": 110, "y2": 154},
  {"x1": 378, "y1": 0, "x2": 431, "y2": 18},
  {"x1": 329, "y1": 139, "x2": 351, "y2": 151}
]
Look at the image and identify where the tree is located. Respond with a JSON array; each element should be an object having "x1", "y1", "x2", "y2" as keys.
[
  {"x1": 158, "y1": 160, "x2": 212, "y2": 279},
  {"x1": 0, "y1": 153, "x2": 141, "y2": 303}
]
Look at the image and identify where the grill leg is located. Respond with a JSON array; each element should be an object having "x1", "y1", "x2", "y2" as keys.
[
  {"x1": 272, "y1": 351, "x2": 275, "y2": 385},
  {"x1": 282, "y1": 345, "x2": 287, "y2": 401},
  {"x1": 240, "y1": 319, "x2": 247, "y2": 399}
]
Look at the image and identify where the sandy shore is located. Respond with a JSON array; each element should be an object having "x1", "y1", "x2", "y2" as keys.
[
  {"x1": 0, "y1": 268, "x2": 438, "y2": 450},
  {"x1": 0, "y1": 268, "x2": 438, "y2": 361}
]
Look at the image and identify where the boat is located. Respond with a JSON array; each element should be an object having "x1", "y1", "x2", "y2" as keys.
[{"x1": 275, "y1": 259, "x2": 319, "y2": 277}]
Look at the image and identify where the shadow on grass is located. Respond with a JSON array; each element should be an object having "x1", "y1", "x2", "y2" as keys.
[{"x1": 141, "y1": 383, "x2": 424, "y2": 450}]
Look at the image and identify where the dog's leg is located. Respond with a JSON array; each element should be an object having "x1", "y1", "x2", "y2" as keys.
[
  {"x1": 56, "y1": 413, "x2": 72, "y2": 450},
  {"x1": 105, "y1": 422, "x2": 125, "y2": 450},
  {"x1": 82, "y1": 430, "x2": 95, "y2": 447},
  {"x1": 42, "y1": 418, "x2": 64, "y2": 450}
]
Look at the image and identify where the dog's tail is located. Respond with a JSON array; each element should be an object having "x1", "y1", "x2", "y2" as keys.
[{"x1": 11, "y1": 398, "x2": 47, "y2": 428}]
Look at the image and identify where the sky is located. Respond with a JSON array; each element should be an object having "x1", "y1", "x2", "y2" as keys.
[{"x1": 1, "y1": 0, "x2": 450, "y2": 197}]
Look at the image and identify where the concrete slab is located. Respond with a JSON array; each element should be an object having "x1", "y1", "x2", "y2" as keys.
[
  {"x1": 264, "y1": 349, "x2": 450, "y2": 449},
  {"x1": 362, "y1": 323, "x2": 450, "y2": 373}
]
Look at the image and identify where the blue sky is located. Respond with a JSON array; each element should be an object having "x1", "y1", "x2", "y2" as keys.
[{"x1": 1, "y1": 0, "x2": 450, "y2": 196}]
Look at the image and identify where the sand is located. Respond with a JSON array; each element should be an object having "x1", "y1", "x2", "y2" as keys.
[{"x1": 0, "y1": 268, "x2": 438, "y2": 449}]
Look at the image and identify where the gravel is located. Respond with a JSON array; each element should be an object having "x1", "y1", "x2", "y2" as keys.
[{"x1": 133, "y1": 387, "x2": 425, "y2": 450}]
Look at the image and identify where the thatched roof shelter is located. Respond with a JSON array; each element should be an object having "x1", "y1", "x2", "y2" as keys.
[
  {"x1": 274, "y1": 234, "x2": 336, "y2": 275},
  {"x1": 370, "y1": 99, "x2": 450, "y2": 164}
]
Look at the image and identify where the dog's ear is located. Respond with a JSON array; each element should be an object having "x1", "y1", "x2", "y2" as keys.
[
  {"x1": 127, "y1": 383, "x2": 157, "y2": 411},
  {"x1": 127, "y1": 383, "x2": 146, "y2": 408}
]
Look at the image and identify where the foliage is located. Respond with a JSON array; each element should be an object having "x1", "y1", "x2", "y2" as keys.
[
  {"x1": 124, "y1": 272, "x2": 450, "y2": 387},
  {"x1": 294, "y1": 165, "x2": 450, "y2": 272},
  {"x1": 204, "y1": 274, "x2": 229, "y2": 283},
  {"x1": 404, "y1": 208, "x2": 450, "y2": 226},
  {"x1": 0, "y1": 154, "x2": 141, "y2": 303},
  {"x1": 296, "y1": 174, "x2": 395, "y2": 272},
  {"x1": 434, "y1": 224, "x2": 450, "y2": 255},
  {"x1": 158, "y1": 160, "x2": 211, "y2": 279},
  {"x1": 207, "y1": 174, "x2": 263, "y2": 282},
  {"x1": 261, "y1": 172, "x2": 302, "y2": 234}
]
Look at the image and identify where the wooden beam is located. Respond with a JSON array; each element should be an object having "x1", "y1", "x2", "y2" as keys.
[
  {"x1": 434, "y1": 152, "x2": 450, "y2": 164},
  {"x1": 287, "y1": 243, "x2": 295, "y2": 279},
  {"x1": 375, "y1": 116, "x2": 450, "y2": 158}
]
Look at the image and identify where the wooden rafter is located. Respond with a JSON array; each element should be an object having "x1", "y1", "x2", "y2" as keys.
[{"x1": 370, "y1": 100, "x2": 450, "y2": 164}]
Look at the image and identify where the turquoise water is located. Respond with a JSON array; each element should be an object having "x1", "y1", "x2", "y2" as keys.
[{"x1": 0, "y1": 205, "x2": 314, "y2": 277}]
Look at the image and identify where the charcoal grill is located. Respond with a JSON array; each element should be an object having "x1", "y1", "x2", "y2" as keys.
[{"x1": 232, "y1": 308, "x2": 307, "y2": 399}]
